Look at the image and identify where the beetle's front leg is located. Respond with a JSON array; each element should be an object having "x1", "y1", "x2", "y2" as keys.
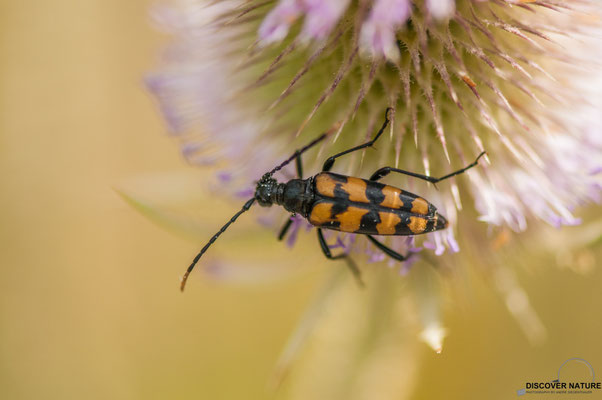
[
  {"x1": 277, "y1": 217, "x2": 294, "y2": 241},
  {"x1": 295, "y1": 152, "x2": 303, "y2": 178},
  {"x1": 322, "y1": 108, "x2": 393, "y2": 172}
]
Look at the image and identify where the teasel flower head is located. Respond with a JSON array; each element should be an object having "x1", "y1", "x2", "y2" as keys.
[
  {"x1": 145, "y1": 0, "x2": 602, "y2": 373},
  {"x1": 147, "y1": 0, "x2": 601, "y2": 261}
]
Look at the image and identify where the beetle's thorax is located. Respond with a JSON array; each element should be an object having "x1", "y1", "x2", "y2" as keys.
[{"x1": 254, "y1": 174, "x2": 313, "y2": 216}]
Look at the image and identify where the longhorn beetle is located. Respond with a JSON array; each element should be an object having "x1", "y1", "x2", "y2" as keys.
[{"x1": 180, "y1": 108, "x2": 486, "y2": 291}]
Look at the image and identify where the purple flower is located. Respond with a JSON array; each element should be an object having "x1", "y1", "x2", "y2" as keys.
[
  {"x1": 258, "y1": 0, "x2": 304, "y2": 45},
  {"x1": 360, "y1": 0, "x2": 412, "y2": 61},
  {"x1": 259, "y1": 0, "x2": 350, "y2": 45},
  {"x1": 426, "y1": 0, "x2": 455, "y2": 20}
]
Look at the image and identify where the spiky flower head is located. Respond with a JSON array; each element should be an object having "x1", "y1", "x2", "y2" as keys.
[{"x1": 148, "y1": 0, "x2": 601, "y2": 265}]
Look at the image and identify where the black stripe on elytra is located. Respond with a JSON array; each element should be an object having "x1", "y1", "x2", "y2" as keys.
[
  {"x1": 327, "y1": 172, "x2": 348, "y2": 184},
  {"x1": 365, "y1": 181, "x2": 385, "y2": 204},
  {"x1": 324, "y1": 174, "x2": 355, "y2": 208},
  {"x1": 333, "y1": 183, "x2": 350, "y2": 202},
  {"x1": 425, "y1": 218, "x2": 436, "y2": 233},
  {"x1": 358, "y1": 209, "x2": 381, "y2": 233},
  {"x1": 394, "y1": 215, "x2": 414, "y2": 236},
  {"x1": 331, "y1": 191, "x2": 351, "y2": 217},
  {"x1": 398, "y1": 191, "x2": 419, "y2": 212},
  {"x1": 427, "y1": 203, "x2": 437, "y2": 215}
]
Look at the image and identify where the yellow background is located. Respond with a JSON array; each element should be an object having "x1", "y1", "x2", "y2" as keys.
[{"x1": 1, "y1": 1, "x2": 601, "y2": 399}]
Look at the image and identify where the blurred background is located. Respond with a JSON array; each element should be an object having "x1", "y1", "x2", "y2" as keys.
[{"x1": 1, "y1": 1, "x2": 601, "y2": 399}]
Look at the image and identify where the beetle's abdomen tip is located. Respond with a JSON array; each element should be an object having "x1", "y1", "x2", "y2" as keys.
[{"x1": 435, "y1": 213, "x2": 448, "y2": 230}]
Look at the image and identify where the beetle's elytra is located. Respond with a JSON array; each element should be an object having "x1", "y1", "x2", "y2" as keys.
[
  {"x1": 310, "y1": 172, "x2": 447, "y2": 235},
  {"x1": 180, "y1": 108, "x2": 486, "y2": 291}
]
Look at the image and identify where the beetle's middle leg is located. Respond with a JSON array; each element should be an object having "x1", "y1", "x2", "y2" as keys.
[
  {"x1": 322, "y1": 108, "x2": 393, "y2": 172},
  {"x1": 369, "y1": 151, "x2": 486, "y2": 183},
  {"x1": 366, "y1": 235, "x2": 410, "y2": 262},
  {"x1": 317, "y1": 229, "x2": 364, "y2": 287}
]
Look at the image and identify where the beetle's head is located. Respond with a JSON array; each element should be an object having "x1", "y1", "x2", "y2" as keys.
[{"x1": 254, "y1": 174, "x2": 279, "y2": 207}]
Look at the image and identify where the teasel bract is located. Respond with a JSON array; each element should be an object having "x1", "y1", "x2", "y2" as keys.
[{"x1": 145, "y1": 0, "x2": 601, "y2": 396}]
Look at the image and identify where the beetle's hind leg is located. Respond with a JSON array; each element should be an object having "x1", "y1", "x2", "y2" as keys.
[
  {"x1": 366, "y1": 235, "x2": 411, "y2": 262},
  {"x1": 370, "y1": 151, "x2": 487, "y2": 183},
  {"x1": 322, "y1": 108, "x2": 393, "y2": 172},
  {"x1": 317, "y1": 229, "x2": 365, "y2": 287}
]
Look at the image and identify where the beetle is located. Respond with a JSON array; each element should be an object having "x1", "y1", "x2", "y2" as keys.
[{"x1": 180, "y1": 108, "x2": 486, "y2": 290}]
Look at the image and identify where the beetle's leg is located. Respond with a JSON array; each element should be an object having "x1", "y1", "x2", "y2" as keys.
[
  {"x1": 366, "y1": 235, "x2": 410, "y2": 262},
  {"x1": 267, "y1": 126, "x2": 334, "y2": 177},
  {"x1": 369, "y1": 151, "x2": 486, "y2": 183},
  {"x1": 322, "y1": 108, "x2": 393, "y2": 172},
  {"x1": 317, "y1": 229, "x2": 365, "y2": 287},
  {"x1": 295, "y1": 152, "x2": 303, "y2": 178},
  {"x1": 278, "y1": 217, "x2": 293, "y2": 241}
]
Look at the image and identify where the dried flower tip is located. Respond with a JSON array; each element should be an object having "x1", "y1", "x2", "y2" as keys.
[{"x1": 419, "y1": 325, "x2": 447, "y2": 353}]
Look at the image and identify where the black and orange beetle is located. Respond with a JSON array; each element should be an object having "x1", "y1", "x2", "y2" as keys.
[{"x1": 180, "y1": 109, "x2": 486, "y2": 290}]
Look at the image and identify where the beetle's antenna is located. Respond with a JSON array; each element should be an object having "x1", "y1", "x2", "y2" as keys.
[
  {"x1": 267, "y1": 124, "x2": 338, "y2": 177},
  {"x1": 180, "y1": 197, "x2": 256, "y2": 292}
]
